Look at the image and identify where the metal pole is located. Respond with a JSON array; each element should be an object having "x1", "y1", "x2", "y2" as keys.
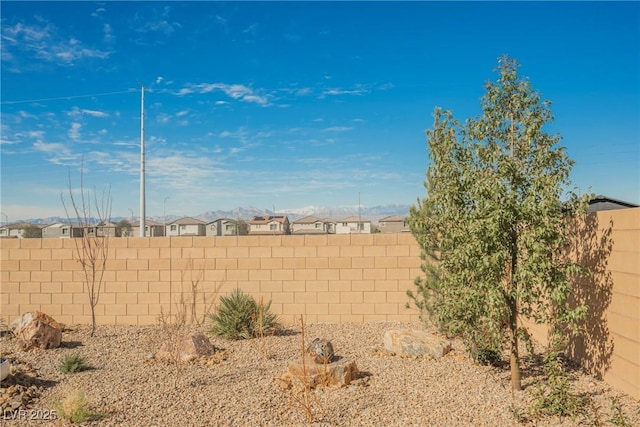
[
  {"x1": 139, "y1": 85, "x2": 146, "y2": 237},
  {"x1": 163, "y1": 197, "x2": 170, "y2": 236}
]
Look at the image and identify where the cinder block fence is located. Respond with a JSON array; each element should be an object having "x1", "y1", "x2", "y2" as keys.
[
  {"x1": 0, "y1": 233, "x2": 423, "y2": 326},
  {"x1": 1, "y1": 208, "x2": 638, "y2": 399}
]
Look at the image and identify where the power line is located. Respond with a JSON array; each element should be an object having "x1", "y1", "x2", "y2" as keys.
[{"x1": 0, "y1": 89, "x2": 136, "y2": 105}]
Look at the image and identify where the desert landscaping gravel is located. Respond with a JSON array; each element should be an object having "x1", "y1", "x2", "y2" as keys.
[{"x1": 2, "y1": 321, "x2": 639, "y2": 426}]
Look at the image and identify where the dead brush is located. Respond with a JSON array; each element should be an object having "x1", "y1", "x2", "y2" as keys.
[
  {"x1": 283, "y1": 315, "x2": 332, "y2": 425},
  {"x1": 157, "y1": 306, "x2": 187, "y2": 389},
  {"x1": 248, "y1": 296, "x2": 277, "y2": 359}
]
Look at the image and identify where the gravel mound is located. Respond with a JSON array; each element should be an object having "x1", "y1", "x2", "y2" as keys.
[{"x1": 1, "y1": 322, "x2": 639, "y2": 426}]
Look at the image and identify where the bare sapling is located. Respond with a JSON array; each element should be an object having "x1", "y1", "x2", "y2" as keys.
[{"x1": 61, "y1": 164, "x2": 112, "y2": 337}]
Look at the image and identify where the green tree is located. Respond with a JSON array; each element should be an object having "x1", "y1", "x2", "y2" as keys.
[
  {"x1": 22, "y1": 224, "x2": 43, "y2": 238},
  {"x1": 115, "y1": 219, "x2": 132, "y2": 237},
  {"x1": 408, "y1": 56, "x2": 588, "y2": 391}
]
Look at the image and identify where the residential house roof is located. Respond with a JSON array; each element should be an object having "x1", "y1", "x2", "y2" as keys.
[
  {"x1": 2, "y1": 222, "x2": 45, "y2": 230},
  {"x1": 168, "y1": 217, "x2": 207, "y2": 225},
  {"x1": 379, "y1": 215, "x2": 407, "y2": 223},
  {"x1": 131, "y1": 219, "x2": 163, "y2": 227},
  {"x1": 338, "y1": 215, "x2": 371, "y2": 223},
  {"x1": 292, "y1": 215, "x2": 323, "y2": 224},
  {"x1": 588, "y1": 195, "x2": 639, "y2": 212},
  {"x1": 249, "y1": 215, "x2": 289, "y2": 224}
]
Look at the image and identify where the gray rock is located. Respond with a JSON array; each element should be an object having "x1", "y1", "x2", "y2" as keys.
[{"x1": 306, "y1": 338, "x2": 335, "y2": 364}]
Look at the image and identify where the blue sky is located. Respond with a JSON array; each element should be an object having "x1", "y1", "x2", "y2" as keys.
[{"x1": 1, "y1": 1, "x2": 638, "y2": 222}]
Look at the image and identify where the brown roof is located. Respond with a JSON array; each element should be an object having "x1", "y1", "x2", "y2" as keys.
[
  {"x1": 169, "y1": 217, "x2": 207, "y2": 225},
  {"x1": 337, "y1": 215, "x2": 371, "y2": 223},
  {"x1": 249, "y1": 215, "x2": 289, "y2": 225},
  {"x1": 379, "y1": 215, "x2": 407, "y2": 222},
  {"x1": 292, "y1": 215, "x2": 323, "y2": 224}
]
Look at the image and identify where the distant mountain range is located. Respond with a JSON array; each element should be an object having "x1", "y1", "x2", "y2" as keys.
[{"x1": 20, "y1": 204, "x2": 411, "y2": 225}]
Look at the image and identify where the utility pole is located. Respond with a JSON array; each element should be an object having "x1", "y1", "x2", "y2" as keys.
[{"x1": 139, "y1": 85, "x2": 146, "y2": 237}]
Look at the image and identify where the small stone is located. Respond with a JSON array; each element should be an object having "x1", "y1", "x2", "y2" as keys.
[{"x1": 306, "y1": 338, "x2": 335, "y2": 364}]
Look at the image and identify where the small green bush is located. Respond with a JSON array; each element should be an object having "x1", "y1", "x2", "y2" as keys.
[
  {"x1": 54, "y1": 389, "x2": 103, "y2": 423},
  {"x1": 59, "y1": 353, "x2": 91, "y2": 374},
  {"x1": 207, "y1": 289, "x2": 278, "y2": 340}
]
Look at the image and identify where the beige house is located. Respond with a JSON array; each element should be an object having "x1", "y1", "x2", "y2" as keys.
[
  {"x1": 42, "y1": 222, "x2": 83, "y2": 238},
  {"x1": 248, "y1": 215, "x2": 290, "y2": 235},
  {"x1": 131, "y1": 220, "x2": 165, "y2": 237},
  {"x1": 166, "y1": 217, "x2": 207, "y2": 236},
  {"x1": 377, "y1": 215, "x2": 410, "y2": 233},
  {"x1": 335, "y1": 216, "x2": 371, "y2": 234},
  {"x1": 291, "y1": 215, "x2": 331, "y2": 235},
  {"x1": 0, "y1": 222, "x2": 45, "y2": 238},
  {"x1": 206, "y1": 218, "x2": 241, "y2": 236}
]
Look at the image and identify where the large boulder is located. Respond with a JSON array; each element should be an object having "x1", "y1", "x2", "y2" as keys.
[
  {"x1": 10, "y1": 312, "x2": 64, "y2": 350},
  {"x1": 155, "y1": 332, "x2": 217, "y2": 363},
  {"x1": 383, "y1": 329, "x2": 451, "y2": 359},
  {"x1": 278, "y1": 358, "x2": 359, "y2": 390}
]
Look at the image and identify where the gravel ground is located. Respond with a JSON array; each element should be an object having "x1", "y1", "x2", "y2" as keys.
[{"x1": 1, "y1": 322, "x2": 639, "y2": 426}]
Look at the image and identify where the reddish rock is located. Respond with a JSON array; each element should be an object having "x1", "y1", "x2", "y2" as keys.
[
  {"x1": 11, "y1": 312, "x2": 63, "y2": 350},
  {"x1": 283, "y1": 358, "x2": 359, "y2": 389}
]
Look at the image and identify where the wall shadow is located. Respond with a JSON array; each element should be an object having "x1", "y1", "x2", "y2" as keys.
[{"x1": 566, "y1": 212, "x2": 614, "y2": 379}]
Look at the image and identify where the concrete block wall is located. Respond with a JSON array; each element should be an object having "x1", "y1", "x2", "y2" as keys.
[{"x1": 0, "y1": 233, "x2": 423, "y2": 326}]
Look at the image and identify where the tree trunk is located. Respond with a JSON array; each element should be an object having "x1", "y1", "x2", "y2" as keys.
[{"x1": 509, "y1": 297, "x2": 521, "y2": 390}]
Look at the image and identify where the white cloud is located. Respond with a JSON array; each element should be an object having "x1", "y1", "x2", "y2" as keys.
[
  {"x1": 322, "y1": 126, "x2": 353, "y2": 132},
  {"x1": 177, "y1": 82, "x2": 269, "y2": 105},
  {"x1": 321, "y1": 88, "x2": 368, "y2": 97},
  {"x1": 28, "y1": 130, "x2": 45, "y2": 140},
  {"x1": 175, "y1": 110, "x2": 189, "y2": 117},
  {"x1": 156, "y1": 76, "x2": 164, "y2": 84},
  {"x1": 103, "y1": 24, "x2": 114, "y2": 43},
  {"x1": 81, "y1": 109, "x2": 109, "y2": 118},
  {"x1": 1, "y1": 21, "x2": 110, "y2": 67},
  {"x1": 34, "y1": 141, "x2": 67, "y2": 154},
  {"x1": 156, "y1": 113, "x2": 170, "y2": 124},
  {"x1": 68, "y1": 123, "x2": 81, "y2": 140}
]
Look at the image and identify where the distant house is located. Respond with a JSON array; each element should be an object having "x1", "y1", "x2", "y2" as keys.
[
  {"x1": 588, "y1": 195, "x2": 639, "y2": 212},
  {"x1": 131, "y1": 220, "x2": 165, "y2": 237},
  {"x1": 335, "y1": 216, "x2": 371, "y2": 234},
  {"x1": 0, "y1": 222, "x2": 45, "y2": 238},
  {"x1": 166, "y1": 217, "x2": 207, "y2": 236},
  {"x1": 42, "y1": 222, "x2": 83, "y2": 239},
  {"x1": 378, "y1": 215, "x2": 410, "y2": 233},
  {"x1": 248, "y1": 215, "x2": 290, "y2": 235},
  {"x1": 206, "y1": 218, "x2": 240, "y2": 236},
  {"x1": 291, "y1": 215, "x2": 331, "y2": 235},
  {"x1": 82, "y1": 221, "x2": 118, "y2": 238}
]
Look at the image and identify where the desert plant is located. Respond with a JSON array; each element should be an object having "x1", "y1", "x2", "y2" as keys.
[
  {"x1": 59, "y1": 353, "x2": 91, "y2": 373},
  {"x1": 54, "y1": 389, "x2": 102, "y2": 423},
  {"x1": 608, "y1": 395, "x2": 632, "y2": 427},
  {"x1": 531, "y1": 339, "x2": 585, "y2": 419},
  {"x1": 61, "y1": 160, "x2": 112, "y2": 337},
  {"x1": 408, "y1": 55, "x2": 590, "y2": 390},
  {"x1": 290, "y1": 315, "x2": 314, "y2": 424},
  {"x1": 206, "y1": 289, "x2": 278, "y2": 340}
]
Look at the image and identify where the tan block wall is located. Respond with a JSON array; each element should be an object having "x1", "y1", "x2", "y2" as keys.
[
  {"x1": 1, "y1": 209, "x2": 638, "y2": 399},
  {"x1": 524, "y1": 208, "x2": 640, "y2": 400},
  {"x1": 0, "y1": 233, "x2": 422, "y2": 327}
]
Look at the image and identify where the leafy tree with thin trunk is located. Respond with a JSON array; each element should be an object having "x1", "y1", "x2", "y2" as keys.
[
  {"x1": 22, "y1": 224, "x2": 43, "y2": 238},
  {"x1": 408, "y1": 56, "x2": 589, "y2": 391},
  {"x1": 61, "y1": 164, "x2": 112, "y2": 337},
  {"x1": 115, "y1": 219, "x2": 132, "y2": 237}
]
